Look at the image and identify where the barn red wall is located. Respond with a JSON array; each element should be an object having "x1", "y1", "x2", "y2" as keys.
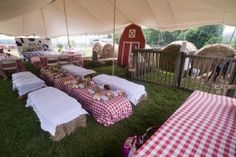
[{"x1": 118, "y1": 24, "x2": 145, "y2": 67}]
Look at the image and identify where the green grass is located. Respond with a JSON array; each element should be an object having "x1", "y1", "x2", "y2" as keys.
[
  {"x1": 0, "y1": 64, "x2": 191, "y2": 157},
  {"x1": 135, "y1": 69, "x2": 175, "y2": 86},
  {"x1": 136, "y1": 69, "x2": 229, "y2": 95}
]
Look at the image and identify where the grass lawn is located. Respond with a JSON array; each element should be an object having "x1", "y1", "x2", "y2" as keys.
[{"x1": 0, "y1": 63, "x2": 191, "y2": 157}]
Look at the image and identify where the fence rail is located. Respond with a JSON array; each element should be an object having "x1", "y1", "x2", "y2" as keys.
[{"x1": 132, "y1": 49, "x2": 236, "y2": 97}]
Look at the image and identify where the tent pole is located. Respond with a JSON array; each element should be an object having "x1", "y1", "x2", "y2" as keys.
[
  {"x1": 63, "y1": 0, "x2": 70, "y2": 52},
  {"x1": 112, "y1": 0, "x2": 116, "y2": 76},
  {"x1": 228, "y1": 26, "x2": 236, "y2": 45}
]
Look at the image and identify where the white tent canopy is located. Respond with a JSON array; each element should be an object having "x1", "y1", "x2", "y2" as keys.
[{"x1": 0, "y1": 0, "x2": 236, "y2": 37}]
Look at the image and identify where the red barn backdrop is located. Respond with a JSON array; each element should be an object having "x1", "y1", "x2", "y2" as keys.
[{"x1": 118, "y1": 24, "x2": 145, "y2": 67}]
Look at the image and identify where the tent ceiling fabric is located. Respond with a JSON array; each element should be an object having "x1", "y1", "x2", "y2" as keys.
[
  {"x1": 0, "y1": 0, "x2": 236, "y2": 37},
  {"x1": 0, "y1": 0, "x2": 54, "y2": 21}
]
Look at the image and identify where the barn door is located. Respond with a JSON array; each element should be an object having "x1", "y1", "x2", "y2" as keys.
[{"x1": 121, "y1": 42, "x2": 140, "y2": 67}]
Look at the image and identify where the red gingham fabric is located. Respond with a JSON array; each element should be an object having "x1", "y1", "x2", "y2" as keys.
[
  {"x1": 133, "y1": 90, "x2": 236, "y2": 157},
  {"x1": 69, "y1": 85, "x2": 132, "y2": 127},
  {"x1": 40, "y1": 68, "x2": 132, "y2": 126},
  {"x1": 40, "y1": 69, "x2": 68, "y2": 85},
  {"x1": 43, "y1": 72, "x2": 56, "y2": 85},
  {"x1": 39, "y1": 69, "x2": 49, "y2": 82},
  {"x1": 53, "y1": 75, "x2": 76, "y2": 91}
]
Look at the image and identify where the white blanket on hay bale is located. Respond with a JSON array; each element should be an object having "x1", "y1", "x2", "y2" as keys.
[
  {"x1": 12, "y1": 71, "x2": 35, "y2": 81},
  {"x1": 61, "y1": 64, "x2": 96, "y2": 78},
  {"x1": 92, "y1": 74, "x2": 147, "y2": 105},
  {"x1": 26, "y1": 87, "x2": 88, "y2": 136},
  {"x1": 12, "y1": 71, "x2": 46, "y2": 96}
]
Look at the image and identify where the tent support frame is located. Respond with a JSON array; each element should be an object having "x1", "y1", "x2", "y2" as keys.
[{"x1": 112, "y1": 0, "x2": 116, "y2": 75}]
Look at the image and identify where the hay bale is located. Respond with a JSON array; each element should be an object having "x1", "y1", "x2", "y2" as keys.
[
  {"x1": 162, "y1": 40, "x2": 197, "y2": 54},
  {"x1": 92, "y1": 42, "x2": 102, "y2": 61},
  {"x1": 101, "y1": 44, "x2": 114, "y2": 59},
  {"x1": 92, "y1": 42, "x2": 102, "y2": 55},
  {"x1": 194, "y1": 44, "x2": 236, "y2": 75},
  {"x1": 195, "y1": 44, "x2": 236, "y2": 57},
  {"x1": 160, "y1": 41, "x2": 197, "y2": 72}
]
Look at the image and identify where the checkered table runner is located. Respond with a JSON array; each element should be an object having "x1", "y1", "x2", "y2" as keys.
[
  {"x1": 40, "y1": 70, "x2": 72, "y2": 86},
  {"x1": 133, "y1": 90, "x2": 236, "y2": 157},
  {"x1": 53, "y1": 75, "x2": 76, "y2": 91},
  {"x1": 40, "y1": 70, "x2": 50, "y2": 83},
  {"x1": 69, "y1": 85, "x2": 132, "y2": 126}
]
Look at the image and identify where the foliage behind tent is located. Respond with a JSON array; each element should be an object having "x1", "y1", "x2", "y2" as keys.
[{"x1": 142, "y1": 25, "x2": 225, "y2": 49}]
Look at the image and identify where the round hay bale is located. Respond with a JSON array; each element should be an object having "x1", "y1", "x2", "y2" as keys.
[
  {"x1": 194, "y1": 44, "x2": 236, "y2": 75},
  {"x1": 92, "y1": 42, "x2": 102, "y2": 61},
  {"x1": 92, "y1": 42, "x2": 102, "y2": 55},
  {"x1": 195, "y1": 44, "x2": 236, "y2": 57},
  {"x1": 101, "y1": 44, "x2": 114, "y2": 59},
  {"x1": 162, "y1": 40, "x2": 197, "y2": 54},
  {"x1": 160, "y1": 41, "x2": 197, "y2": 72}
]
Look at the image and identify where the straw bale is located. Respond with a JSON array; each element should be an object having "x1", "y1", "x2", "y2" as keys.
[
  {"x1": 101, "y1": 44, "x2": 114, "y2": 59},
  {"x1": 160, "y1": 40, "x2": 197, "y2": 72},
  {"x1": 195, "y1": 44, "x2": 236, "y2": 57},
  {"x1": 92, "y1": 42, "x2": 102, "y2": 55},
  {"x1": 194, "y1": 44, "x2": 236, "y2": 75}
]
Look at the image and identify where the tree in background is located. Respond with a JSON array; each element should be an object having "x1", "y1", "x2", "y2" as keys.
[
  {"x1": 142, "y1": 28, "x2": 181, "y2": 46},
  {"x1": 142, "y1": 25, "x2": 224, "y2": 49},
  {"x1": 143, "y1": 28, "x2": 159, "y2": 46},
  {"x1": 162, "y1": 30, "x2": 182, "y2": 45},
  {"x1": 182, "y1": 25, "x2": 224, "y2": 48}
]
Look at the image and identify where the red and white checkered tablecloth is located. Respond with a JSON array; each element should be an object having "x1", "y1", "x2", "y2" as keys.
[
  {"x1": 133, "y1": 90, "x2": 236, "y2": 157},
  {"x1": 53, "y1": 75, "x2": 76, "y2": 91},
  {"x1": 69, "y1": 85, "x2": 132, "y2": 126},
  {"x1": 40, "y1": 70, "x2": 51, "y2": 83},
  {"x1": 40, "y1": 69, "x2": 71, "y2": 86}
]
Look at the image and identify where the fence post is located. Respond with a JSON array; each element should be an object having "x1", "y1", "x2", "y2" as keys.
[
  {"x1": 226, "y1": 61, "x2": 236, "y2": 97},
  {"x1": 130, "y1": 50, "x2": 137, "y2": 80},
  {"x1": 173, "y1": 52, "x2": 186, "y2": 88},
  {"x1": 178, "y1": 52, "x2": 186, "y2": 87},
  {"x1": 173, "y1": 52, "x2": 183, "y2": 87}
]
